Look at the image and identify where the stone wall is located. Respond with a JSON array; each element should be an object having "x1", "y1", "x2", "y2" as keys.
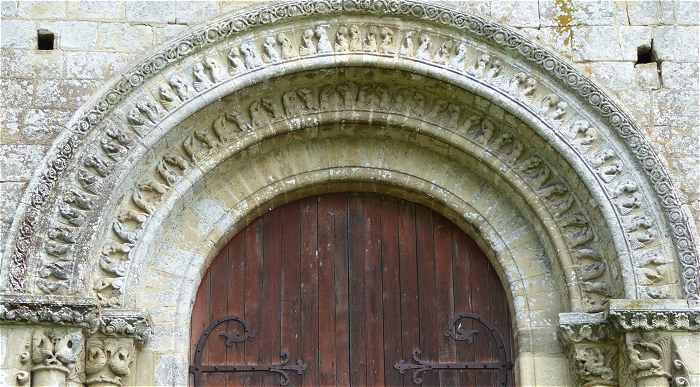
[{"x1": 1, "y1": 0, "x2": 697, "y2": 261}]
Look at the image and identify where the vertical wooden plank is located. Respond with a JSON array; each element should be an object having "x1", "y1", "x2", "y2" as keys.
[
  {"x1": 208, "y1": 245, "x2": 232, "y2": 387},
  {"x1": 187, "y1": 193, "x2": 515, "y2": 387},
  {"x1": 330, "y1": 194, "x2": 351, "y2": 386},
  {"x1": 415, "y1": 205, "x2": 439, "y2": 387},
  {"x1": 261, "y1": 212, "x2": 283, "y2": 386},
  {"x1": 226, "y1": 234, "x2": 246, "y2": 387},
  {"x1": 317, "y1": 195, "x2": 339, "y2": 385},
  {"x1": 453, "y1": 230, "x2": 475, "y2": 387},
  {"x1": 280, "y1": 203, "x2": 302, "y2": 387},
  {"x1": 348, "y1": 195, "x2": 367, "y2": 386},
  {"x1": 433, "y1": 215, "x2": 457, "y2": 386},
  {"x1": 190, "y1": 272, "x2": 211, "y2": 385},
  {"x1": 300, "y1": 198, "x2": 319, "y2": 386},
  {"x1": 243, "y1": 219, "x2": 264, "y2": 386},
  {"x1": 364, "y1": 196, "x2": 385, "y2": 386},
  {"x1": 398, "y1": 201, "x2": 419, "y2": 387},
  {"x1": 379, "y1": 197, "x2": 402, "y2": 386},
  {"x1": 470, "y1": 234, "x2": 492, "y2": 387}
]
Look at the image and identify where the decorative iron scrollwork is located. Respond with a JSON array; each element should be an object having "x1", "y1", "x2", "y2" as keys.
[
  {"x1": 394, "y1": 313, "x2": 513, "y2": 386},
  {"x1": 189, "y1": 315, "x2": 306, "y2": 386}
]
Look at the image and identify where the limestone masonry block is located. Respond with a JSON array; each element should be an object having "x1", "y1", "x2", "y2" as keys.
[
  {"x1": 661, "y1": 62, "x2": 700, "y2": 89},
  {"x1": 0, "y1": 79, "x2": 34, "y2": 108},
  {"x1": 0, "y1": 144, "x2": 47, "y2": 181},
  {"x1": 125, "y1": 1, "x2": 177, "y2": 24},
  {"x1": 0, "y1": 19, "x2": 35, "y2": 49},
  {"x1": 65, "y1": 1, "x2": 126, "y2": 21},
  {"x1": 654, "y1": 26, "x2": 700, "y2": 62},
  {"x1": 16, "y1": 0, "x2": 66, "y2": 19},
  {"x1": 539, "y1": 0, "x2": 616, "y2": 27},
  {"x1": 97, "y1": 22, "x2": 154, "y2": 52},
  {"x1": 492, "y1": 1, "x2": 541, "y2": 28},
  {"x1": 634, "y1": 62, "x2": 661, "y2": 90},
  {"x1": 65, "y1": 51, "x2": 131, "y2": 80},
  {"x1": 653, "y1": 89, "x2": 699, "y2": 127},
  {"x1": 33, "y1": 79, "x2": 100, "y2": 108},
  {"x1": 626, "y1": 0, "x2": 661, "y2": 25}
]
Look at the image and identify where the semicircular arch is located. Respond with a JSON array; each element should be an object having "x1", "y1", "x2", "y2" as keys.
[{"x1": 2, "y1": 1, "x2": 697, "y2": 316}]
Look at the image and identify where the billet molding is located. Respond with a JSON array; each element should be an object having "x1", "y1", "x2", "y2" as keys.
[
  {"x1": 0, "y1": 297, "x2": 152, "y2": 344},
  {"x1": 5, "y1": 0, "x2": 697, "y2": 303}
]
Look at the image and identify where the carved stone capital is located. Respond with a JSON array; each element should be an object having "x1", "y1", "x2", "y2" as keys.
[
  {"x1": 85, "y1": 337, "x2": 135, "y2": 387},
  {"x1": 559, "y1": 312, "x2": 612, "y2": 344},
  {"x1": 95, "y1": 310, "x2": 152, "y2": 346},
  {"x1": 569, "y1": 343, "x2": 618, "y2": 387},
  {"x1": 30, "y1": 327, "x2": 83, "y2": 387},
  {"x1": 1, "y1": 297, "x2": 152, "y2": 345},
  {"x1": 623, "y1": 332, "x2": 688, "y2": 386}
]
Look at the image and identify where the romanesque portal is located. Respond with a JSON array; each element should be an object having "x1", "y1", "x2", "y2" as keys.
[{"x1": 1, "y1": 1, "x2": 698, "y2": 386}]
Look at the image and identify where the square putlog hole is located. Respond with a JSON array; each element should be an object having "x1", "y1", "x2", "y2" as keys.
[{"x1": 37, "y1": 29, "x2": 55, "y2": 50}]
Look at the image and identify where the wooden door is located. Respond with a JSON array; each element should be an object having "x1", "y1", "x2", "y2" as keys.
[{"x1": 190, "y1": 193, "x2": 514, "y2": 386}]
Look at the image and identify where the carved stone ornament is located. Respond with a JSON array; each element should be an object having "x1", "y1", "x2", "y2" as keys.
[
  {"x1": 0, "y1": 296, "x2": 98, "y2": 328},
  {"x1": 0, "y1": 297, "x2": 152, "y2": 344},
  {"x1": 3, "y1": 1, "x2": 698, "y2": 314},
  {"x1": 559, "y1": 312, "x2": 612, "y2": 343},
  {"x1": 625, "y1": 332, "x2": 689, "y2": 386},
  {"x1": 85, "y1": 337, "x2": 135, "y2": 387},
  {"x1": 571, "y1": 344, "x2": 618, "y2": 387},
  {"x1": 30, "y1": 328, "x2": 83, "y2": 386},
  {"x1": 609, "y1": 299, "x2": 700, "y2": 331}
]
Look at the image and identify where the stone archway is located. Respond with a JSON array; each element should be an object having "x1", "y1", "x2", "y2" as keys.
[{"x1": 1, "y1": 2, "x2": 698, "y2": 387}]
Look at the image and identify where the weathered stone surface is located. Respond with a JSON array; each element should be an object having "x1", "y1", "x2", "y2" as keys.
[
  {"x1": 65, "y1": 51, "x2": 131, "y2": 79},
  {"x1": 40, "y1": 20, "x2": 99, "y2": 50},
  {"x1": 0, "y1": 144, "x2": 47, "y2": 181},
  {"x1": 16, "y1": 0, "x2": 66, "y2": 19},
  {"x1": 33, "y1": 79, "x2": 100, "y2": 108},
  {"x1": 174, "y1": 1, "x2": 220, "y2": 24},
  {"x1": 539, "y1": 0, "x2": 615, "y2": 27},
  {"x1": 676, "y1": 1, "x2": 700, "y2": 25},
  {"x1": 661, "y1": 62, "x2": 699, "y2": 90},
  {"x1": 0, "y1": 0, "x2": 18, "y2": 17},
  {"x1": 492, "y1": 1, "x2": 541, "y2": 28},
  {"x1": 572, "y1": 25, "x2": 651, "y2": 62},
  {"x1": 0, "y1": 20, "x2": 35, "y2": 49},
  {"x1": 634, "y1": 62, "x2": 661, "y2": 90},
  {"x1": 0, "y1": 79, "x2": 34, "y2": 108},
  {"x1": 65, "y1": 1, "x2": 125, "y2": 20},
  {"x1": 654, "y1": 26, "x2": 700, "y2": 62},
  {"x1": 96, "y1": 23, "x2": 154, "y2": 52},
  {"x1": 22, "y1": 109, "x2": 71, "y2": 142},
  {"x1": 626, "y1": 0, "x2": 661, "y2": 25},
  {"x1": 154, "y1": 24, "x2": 189, "y2": 45},
  {"x1": 653, "y1": 89, "x2": 699, "y2": 127},
  {"x1": 126, "y1": 1, "x2": 176, "y2": 24}
]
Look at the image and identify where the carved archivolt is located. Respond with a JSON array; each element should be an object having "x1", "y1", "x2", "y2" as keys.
[
  {"x1": 93, "y1": 72, "x2": 622, "y2": 311},
  {"x1": 3, "y1": 1, "x2": 697, "y2": 310}
]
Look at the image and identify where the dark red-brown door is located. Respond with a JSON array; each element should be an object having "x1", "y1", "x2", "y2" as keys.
[{"x1": 190, "y1": 193, "x2": 514, "y2": 386}]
